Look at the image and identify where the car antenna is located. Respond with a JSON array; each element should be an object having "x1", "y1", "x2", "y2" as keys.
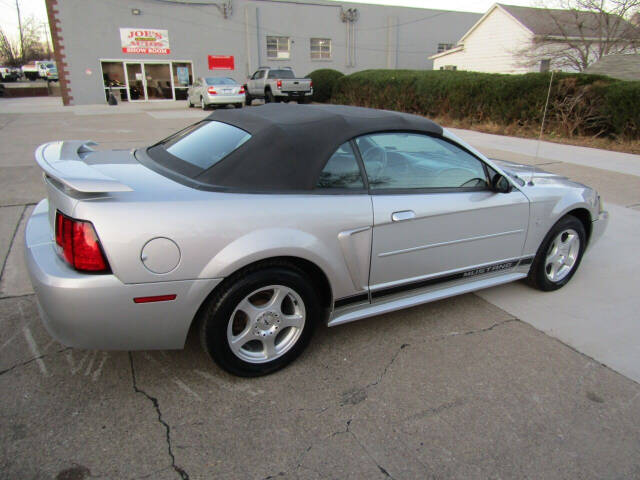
[{"x1": 532, "y1": 70, "x2": 555, "y2": 185}]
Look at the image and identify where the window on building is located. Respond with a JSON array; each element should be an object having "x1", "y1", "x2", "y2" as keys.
[
  {"x1": 267, "y1": 36, "x2": 291, "y2": 60},
  {"x1": 310, "y1": 38, "x2": 331, "y2": 60},
  {"x1": 440, "y1": 65, "x2": 457, "y2": 71},
  {"x1": 437, "y1": 43, "x2": 455, "y2": 53},
  {"x1": 540, "y1": 59, "x2": 551, "y2": 72}
]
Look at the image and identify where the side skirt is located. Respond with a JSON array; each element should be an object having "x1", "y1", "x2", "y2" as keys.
[{"x1": 327, "y1": 272, "x2": 526, "y2": 327}]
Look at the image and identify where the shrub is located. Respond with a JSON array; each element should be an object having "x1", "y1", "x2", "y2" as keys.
[
  {"x1": 331, "y1": 69, "x2": 639, "y2": 139},
  {"x1": 306, "y1": 69, "x2": 344, "y2": 103}
]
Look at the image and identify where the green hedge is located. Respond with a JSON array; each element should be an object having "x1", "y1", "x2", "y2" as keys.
[
  {"x1": 306, "y1": 69, "x2": 344, "y2": 103},
  {"x1": 330, "y1": 69, "x2": 640, "y2": 139}
]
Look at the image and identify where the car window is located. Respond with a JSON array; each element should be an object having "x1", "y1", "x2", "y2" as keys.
[
  {"x1": 268, "y1": 69, "x2": 295, "y2": 79},
  {"x1": 316, "y1": 142, "x2": 364, "y2": 190},
  {"x1": 355, "y1": 133, "x2": 488, "y2": 191},
  {"x1": 149, "y1": 121, "x2": 251, "y2": 171},
  {"x1": 205, "y1": 77, "x2": 235, "y2": 85},
  {"x1": 253, "y1": 70, "x2": 265, "y2": 79}
]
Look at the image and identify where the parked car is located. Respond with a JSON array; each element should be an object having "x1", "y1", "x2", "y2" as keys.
[
  {"x1": 25, "y1": 104, "x2": 608, "y2": 376},
  {"x1": 21, "y1": 62, "x2": 40, "y2": 81},
  {"x1": 187, "y1": 76, "x2": 244, "y2": 109},
  {"x1": 21, "y1": 60, "x2": 55, "y2": 81},
  {"x1": 0, "y1": 66, "x2": 21, "y2": 81},
  {"x1": 245, "y1": 67, "x2": 312, "y2": 105},
  {"x1": 44, "y1": 64, "x2": 58, "y2": 83}
]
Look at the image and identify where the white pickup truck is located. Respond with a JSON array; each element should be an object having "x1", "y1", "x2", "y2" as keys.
[{"x1": 244, "y1": 67, "x2": 312, "y2": 105}]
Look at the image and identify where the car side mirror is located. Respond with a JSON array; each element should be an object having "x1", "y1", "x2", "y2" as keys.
[{"x1": 492, "y1": 174, "x2": 512, "y2": 193}]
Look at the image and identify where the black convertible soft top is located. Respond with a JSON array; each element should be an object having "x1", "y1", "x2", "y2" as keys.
[{"x1": 197, "y1": 103, "x2": 443, "y2": 191}]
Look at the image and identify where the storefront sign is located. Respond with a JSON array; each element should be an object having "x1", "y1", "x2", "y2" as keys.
[
  {"x1": 120, "y1": 28, "x2": 170, "y2": 55},
  {"x1": 208, "y1": 55, "x2": 234, "y2": 70},
  {"x1": 176, "y1": 66, "x2": 189, "y2": 85}
]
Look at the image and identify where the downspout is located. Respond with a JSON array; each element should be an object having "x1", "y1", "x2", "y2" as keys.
[
  {"x1": 245, "y1": 7, "x2": 252, "y2": 76},
  {"x1": 256, "y1": 7, "x2": 262, "y2": 67}
]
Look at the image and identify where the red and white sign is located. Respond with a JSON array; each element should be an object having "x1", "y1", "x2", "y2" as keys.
[
  {"x1": 208, "y1": 55, "x2": 235, "y2": 70},
  {"x1": 120, "y1": 28, "x2": 170, "y2": 55}
]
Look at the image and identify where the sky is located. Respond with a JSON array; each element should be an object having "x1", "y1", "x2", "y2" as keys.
[{"x1": 0, "y1": 0, "x2": 537, "y2": 36}]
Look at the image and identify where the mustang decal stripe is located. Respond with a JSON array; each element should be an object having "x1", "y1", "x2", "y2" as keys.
[
  {"x1": 334, "y1": 292, "x2": 369, "y2": 308},
  {"x1": 334, "y1": 257, "x2": 533, "y2": 308},
  {"x1": 370, "y1": 258, "x2": 530, "y2": 301}
]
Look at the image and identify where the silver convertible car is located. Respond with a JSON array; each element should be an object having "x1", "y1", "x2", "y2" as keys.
[{"x1": 25, "y1": 104, "x2": 608, "y2": 376}]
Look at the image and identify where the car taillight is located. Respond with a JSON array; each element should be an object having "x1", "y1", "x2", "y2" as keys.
[
  {"x1": 239, "y1": 85, "x2": 245, "y2": 94},
  {"x1": 207, "y1": 87, "x2": 217, "y2": 95},
  {"x1": 55, "y1": 211, "x2": 110, "y2": 273},
  {"x1": 310, "y1": 80, "x2": 313, "y2": 88},
  {"x1": 276, "y1": 79, "x2": 282, "y2": 88}
]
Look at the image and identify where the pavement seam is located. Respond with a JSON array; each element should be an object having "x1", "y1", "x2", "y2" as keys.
[
  {"x1": 0, "y1": 202, "x2": 37, "y2": 209},
  {"x1": 0, "y1": 205, "x2": 27, "y2": 287},
  {"x1": 0, "y1": 346, "x2": 70, "y2": 377},
  {"x1": 0, "y1": 293, "x2": 35, "y2": 302},
  {"x1": 128, "y1": 352, "x2": 190, "y2": 480}
]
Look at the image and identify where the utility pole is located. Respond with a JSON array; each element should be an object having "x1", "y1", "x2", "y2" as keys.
[
  {"x1": 15, "y1": 0, "x2": 25, "y2": 62},
  {"x1": 42, "y1": 23, "x2": 51, "y2": 59}
]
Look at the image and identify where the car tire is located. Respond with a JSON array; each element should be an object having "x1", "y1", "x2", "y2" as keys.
[
  {"x1": 200, "y1": 97, "x2": 207, "y2": 110},
  {"x1": 187, "y1": 98, "x2": 193, "y2": 108},
  {"x1": 245, "y1": 92, "x2": 252, "y2": 106},
  {"x1": 265, "y1": 89, "x2": 274, "y2": 103},
  {"x1": 527, "y1": 214, "x2": 586, "y2": 291},
  {"x1": 199, "y1": 262, "x2": 320, "y2": 376}
]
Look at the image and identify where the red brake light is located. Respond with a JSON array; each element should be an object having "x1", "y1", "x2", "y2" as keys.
[
  {"x1": 207, "y1": 87, "x2": 217, "y2": 95},
  {"x1": 239, "y1": 85, "x2": 245, "y2": 94},
  {"x1": 276, "y1": 79, "x2": 282, "y2": 88},
  {"x1": 55, "y1": 211, "x2": 110, "y2": 273},
  {"x1": 310, "y1": 80, "x2": 313, "y2": 88}
]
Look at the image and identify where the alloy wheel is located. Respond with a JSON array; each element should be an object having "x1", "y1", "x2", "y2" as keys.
[
  {"x1": 545, "y1": 228, "x2": 580, "y2": 282},
  {"x1": 226, "y1": 285, "x2": 306, "y2": 364}
]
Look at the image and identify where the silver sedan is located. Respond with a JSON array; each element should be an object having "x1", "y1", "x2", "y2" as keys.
[
  {"x1": 187, "y1": 76, "x2": 244, "y2": 109},
  {"x1": 25, "y1": 104, "x2": 608, "y2": 376}
]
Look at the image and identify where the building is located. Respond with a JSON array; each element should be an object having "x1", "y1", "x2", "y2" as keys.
[
  {"x1": 44, "y1": 0, "x2": 480, "y2": 105},
  {"x1": 584, "y1": 53, "x2": 640, "y2": 81},
  {"x1": 430, "y1": 3, "x2": 639, "y2": 74}
]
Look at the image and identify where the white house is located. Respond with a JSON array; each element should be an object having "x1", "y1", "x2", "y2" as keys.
[{"x1": 430, "y1": 3, "x2": 639, "y2": 74}]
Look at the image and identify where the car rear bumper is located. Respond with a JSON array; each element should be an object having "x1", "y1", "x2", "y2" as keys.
[
  {"x1": 25, "y1": 200, "x2": 222, "y2": 350},
  {"x1": 588, "y1": 210, "x2": 608, "y2": 251},
  {"x1": 276, "y1": 91, "x2": 312, "y2": 98},
  {"x1": 206, "y1": 93, "x2": 245, "y2": 104}
]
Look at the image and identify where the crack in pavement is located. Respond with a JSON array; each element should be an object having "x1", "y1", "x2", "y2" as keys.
[
  {"x1": 128, "y1": 352, "x2": 190, "y2": 480},
  {"x1": 0, "y1": 205, "x2": 26, "y2": 284},
  {"x1": 0, "y1": 346, "x2": 70, "y2": 376}
]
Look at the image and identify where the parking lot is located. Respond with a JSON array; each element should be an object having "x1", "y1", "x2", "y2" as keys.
[{"x1": 1, "y1": 97, "x2": 640, "y2": 480}]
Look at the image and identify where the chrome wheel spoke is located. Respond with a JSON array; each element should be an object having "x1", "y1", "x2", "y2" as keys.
[
  {"x1": 281, "y1": 313, "x2": 304, "y2": 329},
  {"x1": 237, "y1": 298, "x2": 262, "y2": 322},
  {"x1": 230, "y1": 327, "x2": 255, "y2": 350},
  {"x1": 266, "y1": 287, "x2": 289, "y2": 312},
  {"x1": 262, "y1": 335, "x2": 277, "y2": 359}
]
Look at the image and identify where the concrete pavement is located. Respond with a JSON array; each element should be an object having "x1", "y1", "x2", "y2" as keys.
[{"x1": 1, "y1": 98, "x2": 639, "y2": 479}]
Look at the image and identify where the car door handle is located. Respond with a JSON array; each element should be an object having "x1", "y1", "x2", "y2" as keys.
[{"x1": 391, "y1": 210, "x2": 415, "y2": 222}]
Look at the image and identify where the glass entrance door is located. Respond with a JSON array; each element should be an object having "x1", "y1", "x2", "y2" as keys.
[
  {"x1": 125, "y1": 62, "x2": 145, "y2": 101},
  {"x1": 144, "y1": 63, "x2": 173, "y2": 100}
]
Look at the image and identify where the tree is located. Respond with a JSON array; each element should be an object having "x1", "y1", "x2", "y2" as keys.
[
  {"x1": 0, "y1": 27, "x2": 21, "y2": 67},
  {"x1": 519, "y1": 0, "x2": 640, "y2": 71},
  {"x1": 0, "y1": 16, "x2": 49, "y2": 66}
]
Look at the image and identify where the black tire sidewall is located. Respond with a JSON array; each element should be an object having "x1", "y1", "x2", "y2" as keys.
[
  {"x1": 529, "y1": 215, "x2": 586, "y2": 291},
  {"x1": 202, "y1": 267, "x2": 320, "y2": 376}
]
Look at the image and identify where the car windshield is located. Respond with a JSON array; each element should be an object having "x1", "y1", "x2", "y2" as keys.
[
  {"x1": 45, "y1": 63, "x2": 55, "y2": 68},
  {"x1": 205, "y1": 77, "x2": 235, "y2": 85},
  {"x1": 147, "y1": 121, "x2": 251, "y2": 174},
  {"x1": 269, "y1": 69, "x2": 295, "y2": 79}
]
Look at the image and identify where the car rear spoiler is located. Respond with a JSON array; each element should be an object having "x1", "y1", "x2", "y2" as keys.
[{"x1": 34, "y1": 140, "x2": 133, "y2": 193}]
